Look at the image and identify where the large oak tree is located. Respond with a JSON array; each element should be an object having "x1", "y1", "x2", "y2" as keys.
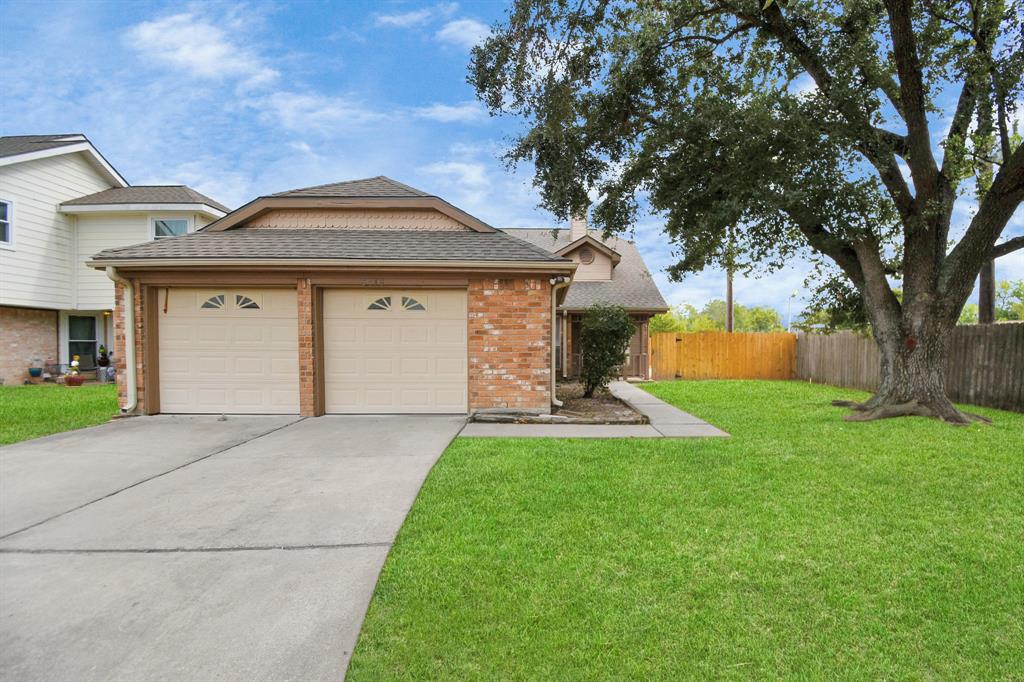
[{"x1": 471, "y1": 0, "x2": 1023, "y2": 423}]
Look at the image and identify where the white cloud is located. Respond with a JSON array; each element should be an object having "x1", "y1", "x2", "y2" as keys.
[
  {"x1": 375, "y1": 3, "x2": 459, "y2": 28},
  {"x1": 413, "y1": 101, "x2": 486, "y2": 123},
  {"x1": 256, "y1": 91, "x2": 385, "y2": 133},
  {"x1": 375, "y1": 8, "x2": 433, "y2": 28},
  {"x1": 436, "y1": 18, "x2": 489, "y2": 49},
  {"x1": 420, "y1": 160, "x2": 489, "y2": 188},
  {"x1": 125, "y1": 12, "x2": 277, "y2": 87}
]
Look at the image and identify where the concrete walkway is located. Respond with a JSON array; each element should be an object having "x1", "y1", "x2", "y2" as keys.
[
  {"x1": 460, "y1": 381, "x2": 728, "y2": 438},
  {"x1": 0, "y1": 414, "x2": 465, "y2": 681}
]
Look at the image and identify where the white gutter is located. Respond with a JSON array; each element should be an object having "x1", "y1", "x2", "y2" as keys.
[
  {"x1": 550, "y1": 276, "x2": 572, "y2": 408},
  {"x1": 105, "y1": 267, "x2": 137, "y2": 415}
]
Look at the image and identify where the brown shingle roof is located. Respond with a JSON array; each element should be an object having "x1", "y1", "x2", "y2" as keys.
[
  {"x1": 63, "y1": 186, "x2": 230, "y2": 213},
  {"x1": 0, "y1": 134, "x2": 89, "y2": 158},
  {"x1": 503, "y1": 229, "x2": 669, "y2": 311},
  {"x1": 271, "y1": 176, "x2": 432, "y2": 198},
  {"x1": 91, "y1": 229, "x2": 571, "y2": 264}
]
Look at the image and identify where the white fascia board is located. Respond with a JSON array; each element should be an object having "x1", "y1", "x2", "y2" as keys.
[
  {"x1": 60, "y1": 203, "x2": 227, "y2": 219},
  {"x1": 0, "y1": 142, "x2": 129, "y2": 187}
]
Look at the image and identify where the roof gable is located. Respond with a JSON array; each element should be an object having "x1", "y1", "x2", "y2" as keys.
[
  {"x1": 203, "y1": 176, "x2": 496, "y2": 233},
  {"x1": 554, "y1": 234, "x2": 622, "y2": 265},
  {"x1": 0, "y1": 134, "x2": 128, "y2": 187}
]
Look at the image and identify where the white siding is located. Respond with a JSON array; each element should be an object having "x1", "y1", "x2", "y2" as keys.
[
  {"x1": 75, "y1": 214, "x2": 149, "y2": 310},
  {"x1": 76, "y1": 212, "x2": 213, "y2": 310},
  {"x1": 0, "y1": 153, "x2": 113, "y2": 309}
]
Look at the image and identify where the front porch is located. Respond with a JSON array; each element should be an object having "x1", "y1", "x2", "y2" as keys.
[{"x1": 555, "y1": 311, "x2": 653, "y2": 380}]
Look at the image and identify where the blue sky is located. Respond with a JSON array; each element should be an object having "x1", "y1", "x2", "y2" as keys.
[{"x1": 1, "y1": 0, "x2": 1021, "y2": 318}]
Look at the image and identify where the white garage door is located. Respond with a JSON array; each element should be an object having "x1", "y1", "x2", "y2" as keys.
[
  {"x1": 323, "y1": 289, "x2": 467, "y2": 413},
  {"x1": 159, "y1": 288, "x2": 299, "y2": 414}
]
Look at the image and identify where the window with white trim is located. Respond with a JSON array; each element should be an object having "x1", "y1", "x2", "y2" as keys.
[
  {"x1": 153, "y1": 218, "x2": 189, "y2": 239},
  {"x1": 0, "y1": 200, "x2": 11, "y2": 245}
]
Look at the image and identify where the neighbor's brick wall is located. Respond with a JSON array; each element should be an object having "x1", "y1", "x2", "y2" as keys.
[
  {"x1": 113, "y1": 281, "x2": 147, "y2": 413},
  {"x1": 0, "y1": 306, "x2": 58, "y2": 386},
  {"x1": 468, "y1": 277, "x2": 552, "y2": 412}
]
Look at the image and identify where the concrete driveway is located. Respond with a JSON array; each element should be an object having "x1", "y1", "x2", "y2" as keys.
[{"x1": 0, "y1": 414, "x2": 465, "y2": 681}]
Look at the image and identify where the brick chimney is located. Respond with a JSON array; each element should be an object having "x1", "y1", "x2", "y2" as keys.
[{"x1": 570, "y1": 214, "x2": 589, "y2": 241}]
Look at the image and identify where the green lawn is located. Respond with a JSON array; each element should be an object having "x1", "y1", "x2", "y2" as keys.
[
  {"x1": 348, "y1": 380, "x2": 1023, "y2": 680},
  {"x1": 0, "y1": 383, "x2": 119, "y2": 445}
]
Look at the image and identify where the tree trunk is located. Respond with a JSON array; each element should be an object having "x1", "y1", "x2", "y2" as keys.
[
  {"x1": 978, "y1": 259, "x2": 996, "y2": 324},
  {"x1": 832, "y1": 314, "x2": 990, "y2": 425}
]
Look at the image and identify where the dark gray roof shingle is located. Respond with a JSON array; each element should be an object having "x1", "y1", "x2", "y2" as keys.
[
  {"x1": 63, "y1": 186, "x2": 230, "y2": 213},
  {"x1": 271, "y1": 176, "x2": 432, "y2": 198},
  {"x1": 91, "y1": 229, "x2": 570, "y2": 263},
  {"x1": 0, "y1": 134, "x2": 88, "y2": 158},
  {"x1": 503, "y1": 229, "x2": 669, "y2": 311}
]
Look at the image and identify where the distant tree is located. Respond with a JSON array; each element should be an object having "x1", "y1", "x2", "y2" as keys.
[
  {"x1": 995, "y1": 279, "x2": 1024, "y2": 320},
  {"x1": 472, "y1": 0, "x2": 1024, "y2": 424},
  {"x1": 651, "y1": 301, "x2": 784, "y2": 333},
  {"x1": 579, "y1": 304, "x2": 636, "y2": 397},
  {"x1": 958, "y1": 303, "x2": 980, "y2": 325}
]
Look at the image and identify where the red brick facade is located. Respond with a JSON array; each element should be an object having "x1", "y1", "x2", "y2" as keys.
[
  {"x1": 114, "y1": 275, "x2": 554, "y2": 415},
  {"x1": 0, "y1": 306, "x2": 58, "y2": 386},
  {"x1": 113, "y1": 281, "x2": 147, "y2": 413},
  {"x1": 296, "y1": 279, "x2": 317, "y2": 417},
  {"x1": 467, "y1": 276, "x2": 552, "y2": 412}
]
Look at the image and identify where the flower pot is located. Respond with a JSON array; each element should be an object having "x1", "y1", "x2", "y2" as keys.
[
  {"x1": 65, "y1": 375, "x2": 86, "y2": 387},
  {"x1": 28, "y1": 367, "x2": 43, "y2": 378}
]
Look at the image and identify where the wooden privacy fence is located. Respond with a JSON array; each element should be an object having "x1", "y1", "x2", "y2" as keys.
[
  {"x1": 650, "y1": 331, "x2": 797, "y2": 380},
  {"x1": 796, "y1": 324, "x2": 1024, "y2": 412}
]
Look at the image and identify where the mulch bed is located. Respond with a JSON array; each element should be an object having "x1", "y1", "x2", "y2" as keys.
[{"x1": 471, "y1": 381, "x2": 647, "y2": 424}]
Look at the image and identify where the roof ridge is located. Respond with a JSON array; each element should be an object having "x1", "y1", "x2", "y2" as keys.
[{"x1": 270, "y1": 176, "x2": 432, "y2": 197}]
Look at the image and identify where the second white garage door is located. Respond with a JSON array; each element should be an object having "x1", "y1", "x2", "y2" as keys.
[{"x1": 323, "y1": 289, "x2": 467, "y2": 413}]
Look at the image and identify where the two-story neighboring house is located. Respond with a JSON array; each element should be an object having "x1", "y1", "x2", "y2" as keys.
[
  {"x1": 504, "y1": 219, "x2": 669, "y2": 379},
  {"x1": 0, "y1": 134, "x2": 228, "y2": 385}
]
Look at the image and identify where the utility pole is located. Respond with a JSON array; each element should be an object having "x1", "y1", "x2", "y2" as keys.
[
  {"x1": 979, "y1": 258, "x2": 996, "y2": 324},
  {"x1": 725, "y1": 224, "x2": 734, "y2": 333},
  {"x1": 725, "y1": 268, "x2": 734, "y2": 332}
]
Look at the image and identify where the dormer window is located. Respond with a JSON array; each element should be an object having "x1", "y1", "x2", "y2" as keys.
[
  {"x1": 579, "y1": 247, "x2": 595, "y2": 265},
  {"x1": 153, "y1": 218, "x2": 189, "y2": 239}
]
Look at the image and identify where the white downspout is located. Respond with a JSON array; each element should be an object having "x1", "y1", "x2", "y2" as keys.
[
  {"x1": 105, "y1": 267, "x2": 137, "y2": 414},
  {"x1": 550, "y1": 276, "x2": 571, "y2": 408}
]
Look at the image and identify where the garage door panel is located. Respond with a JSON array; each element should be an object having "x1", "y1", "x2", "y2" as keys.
[
  {"x1": 159, "y1": 288, "x2": 299, "y2": 414},
  {"x1": 323, "y1": 289, "x2": 467, "y2": 413}
]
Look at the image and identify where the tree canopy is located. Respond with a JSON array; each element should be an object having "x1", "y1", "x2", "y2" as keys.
[{"x1": 472, "y1": 0, "x2": 1024, "y2": 423}]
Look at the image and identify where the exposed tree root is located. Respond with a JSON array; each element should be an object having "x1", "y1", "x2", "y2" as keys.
[{"x1": 834, "y1": 398, "x2": 991, "y2": 425}]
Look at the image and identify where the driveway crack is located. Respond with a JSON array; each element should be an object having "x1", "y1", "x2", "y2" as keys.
[
  {"x1": 0, "y1": 417, "x2": 306, "y2": 542},
  {"x1": 0, "y1": 542, "x2": 391, "y2": 554}
]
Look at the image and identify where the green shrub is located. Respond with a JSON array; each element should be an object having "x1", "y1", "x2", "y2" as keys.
[{"x1": 579, "y1": 304, "x2": 635, "y2": 397}]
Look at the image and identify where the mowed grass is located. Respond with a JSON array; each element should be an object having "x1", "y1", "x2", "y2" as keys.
[
  {"x1": 0, "y1": 383, "x2": 118, "y2": 445},
  {"x1": 348, "y1": 380, "x2": 1023, "y2": 680}
]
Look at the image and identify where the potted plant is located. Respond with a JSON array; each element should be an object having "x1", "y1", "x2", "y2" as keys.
[
  {"x1": 65, "y1": 355, "x2": 85, "y2": 387},
  {"x1": 28, "y1": 358, "x2": 43, "y2": 378},
  {"x1": 96, "y1": 346, "x2": 111, "y2": 383}
]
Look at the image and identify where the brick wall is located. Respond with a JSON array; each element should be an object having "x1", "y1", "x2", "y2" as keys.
[
  {"x1": 297, "y1": 279, "x2": 317, "y2": 416},
  {"x1": 113, "y1": 281, "x2": 147, "y2": 413},
  {"x1": 111, "y1": 275, "x2": 556, "y2": 415},
  {"x1": 468, "y1": 277, "x2": 552, "y2": 412},
  {"x1": 0, "y1": 306, "x2": 58, "y2": 385}
]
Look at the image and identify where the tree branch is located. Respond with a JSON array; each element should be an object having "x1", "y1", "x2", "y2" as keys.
[
  {"x1": 943, "y1": 143, "x2": 1024, "y2": 299},
  {"x1": 992, "y1": 235, "x2": 1024, "y2": 259},
  {"x1": 884, "y1": 0, "x2": 940, "y2": 193}
]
